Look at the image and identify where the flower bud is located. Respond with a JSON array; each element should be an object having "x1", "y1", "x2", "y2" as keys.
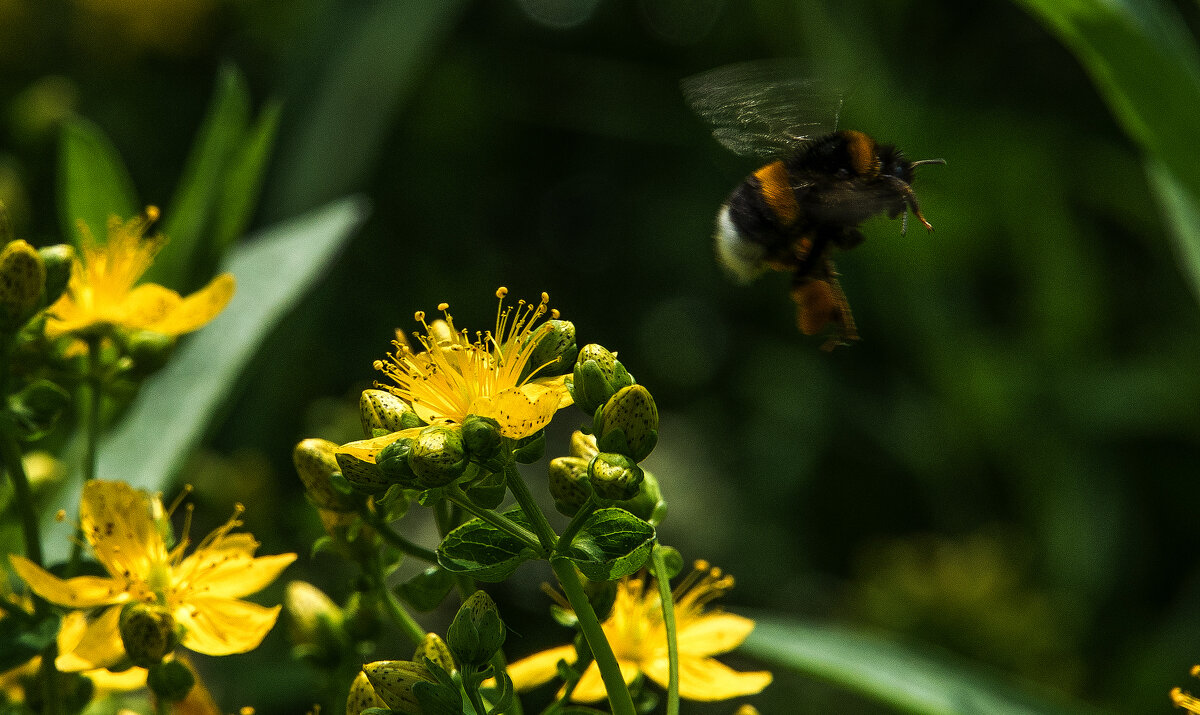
[
  {"x1": 548, "y1": 456, "x2": 591, "y2": 516},
  {"x1": 413, "y1": 633, "x2": 456, "y2": 675},
  {"x1": 571, "y1": 344, "x2": 635, "y2": 415},
  {"x1": 146, "y1": 659, "x2": 194, "y2": 703},
  {"x1": 614, "y1": 470, "x2": 666, "y2": 526},
  {"x1": 286, "y1": 581, "x2": 346, "y2": 666},
  {"x1": 376, "y1": 437, "x2": 420, "y2": 487},
  {"x1": 8, "y1": 378, "x2": 70, "y2": 440},
  {"x1": 568, "y1": 430, "x2": 599, "y2": 460},
  {"x1": 408, "y1": 425, "x2": 468, "y2": 487},
  {"x1": 588, "y1": 452, "x2": 644, "y2": 501},
  {"x1": 37, "y1": 244, "x2": 74, "y2": 308},
  {"x1": 0, "y1": 239, "x2": 45, "y2": 331},
  {"x1": 363, "y1": 660, "x2": 435, "y2": 712},
  {"x1": 526, "y1": 319, "x2": 577, "y2": 377},
  {"x1": 119, "y1": 602, "x2": 178, "y2": 668},
  {"x1": 360, "y1": 389, "x2": 421, "y2": 436},
  {"x1": 335, "y1": 449, "x2": 391, "y2": 495},
  {"x1": 595, "y1": 385, "x2": 658, "y2": 463},
  {"x1": 346, "y1": 670, "x2": 387, "y2": 715},
  {"x1": 125, "y1": 330, "x2": 176, "y2": 376},
  {"x1": 294, "y1": 438, "x2": 357, "y2": 512},
  {"x1": 446, "y1": 590, "x2": 506, "y2": 667},
  {"x1": 461, "y1": 414, "x2": 502, "y2": 462}
]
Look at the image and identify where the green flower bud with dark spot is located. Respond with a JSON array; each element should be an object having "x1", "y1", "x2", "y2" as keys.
[
  {"x1": 0, "y1": 240, "x2": 45, "y2": 331},
  {"x1": 613, "y1": 470, "x2": 666, "y2": 526},
  {"x1": 336, "y1": 450, "x2": 391, "y2": 495},
  {"x1": 447, "y1": 590, "x2": 505, "y2": 667},
  {"x1": 119, "y1": 602, "x2": 177, "y2": 668},
  {"x1": 376, "y1": 437, "x2": 420, "y2": 487},
  {"x1": 286, "y1": 581, "x2": 347, "y2": 667},
  {"x1": 412, "y1": 633, "x2": 456, "y2": 675},
  {"x1": 363, "y1": 660, "x2": 435, "y2": 712},
  {"x1": 125, "y1": 330, "x2": 176, "y2": 376},
  {"x1": 588, "y1": 452, "x2": 644, "y2": 501},
  {"x1": 146, "y1": 659, "x2": 194, "y2": 702},
  {"x1": 548, "y1": 456, "x2": 592, "y2": 516},
  {"x1": 596, "y1": 385, "x2": 659, "y2": 463},
  {"x1": 525, "y1": 319, "x2": 577, "y2": 377},
  {"x1": 408, "y1": 425, "x2": 467, "y2": 487},
  {"x1": 570, "y1": 343, "x2": 635, "y2": 414},
  {"x1": 293, "y1": 438, "x2": 357, "y2": 512},
  {"x1": 360, "y1": 389, "x2": 420, "y2": 436},
  {"x1": 461, "y1": 414, "x2": 502, "y2": 462},
  {"x1": 37, "y1": 244, "x2": 74, "y2": 308}
]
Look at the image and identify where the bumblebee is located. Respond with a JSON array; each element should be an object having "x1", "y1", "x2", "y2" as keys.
[{"x1": 683, "y1": 63, "x2": 944, "y2": 350}]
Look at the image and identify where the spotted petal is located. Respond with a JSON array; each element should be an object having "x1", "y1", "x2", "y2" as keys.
[
  {"x1": 8, "y1": 555, "x2": 127, "y2": 608},
  {"x1": 176, "y1": 596, "x2": 282, "y2": 656},
  {"x1": 80, "y1": 480, "x2": 167, "y2": 583},
  {"x1": 62, "y1": 605, "x2": 127, "y2": 670},
  {"x1": 175, "y1": 540, "x2": 296, "y2": 600},
  {"x1": 149, "y1": 272, "x2": 236, "y2": 336},
  {"x1": 121, "y1": 283, "x2": 182, "y2": 330},
  {"x1": 480, "y1": 378, "x2": 570, "y2": 438},
  {"x1": 336, "y1": 427, "x2": 423, "y2": 464}
]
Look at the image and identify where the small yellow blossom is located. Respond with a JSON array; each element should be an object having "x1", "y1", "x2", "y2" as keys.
[
  {"x1": 1172, "y1": 665, "x2": 1200, "y2": 713},
  {"x1": 45, "y1": 208, "x2": 235, "y2": 341},
  {"x1": 506, "y1": 561, "x2": 772, "y2": 703},
  {"x1": 338, "y1": 288, "x2": 573, "y2": 464},
  {"x1": 8, "y1": 480, "x2": 295, "y2": 667}
]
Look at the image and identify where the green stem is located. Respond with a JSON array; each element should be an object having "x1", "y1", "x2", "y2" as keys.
[
  {"x1": 555, "y1": 497, "x2": 598, "y2": 553},
  {"x1": 371, "y1": 555, "x2": 425, "y2": 647},
  {"x1": 445, "y1": 486, "x2": 544, "y2": 554},
  {"x1": 37, "y1": 639, "x2": 60, "y2": 715},
  {"x1": 464, "y1": 666, "x2": 490, "y2": 715},
  {"x1": 650, "y1": 544, "x2": 679, "y2": 715},
  {"x1": 503, "y1": 463, "x2": 558, "y2": 552},
  {"x1": 550, "y1": 558, "x2": 635, "y2": 715},
  {"x1": 358, "y1": 503, "x2": 438, "y2": 563},
  {"x1": 0, "y1": 338, "x2": 42, "y2": 568},
  {"x1": 67, "y1": 338, "x2": 104, "y2": 574}
]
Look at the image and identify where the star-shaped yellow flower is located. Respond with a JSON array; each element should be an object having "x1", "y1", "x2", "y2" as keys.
[
  {"x1": 45, "y1": 208, "x2": 235, "y2": 340},
  {"x1": 506, "y1": 561, "x2": 772, "y2": 703},
  {"x1": 338, "y1": 288, "x2": 573, "y2": 464},
  {"x1": 8, "y1": 480, "x2": 295, "y2": 666}
]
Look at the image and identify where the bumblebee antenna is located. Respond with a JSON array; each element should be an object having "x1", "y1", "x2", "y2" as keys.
[{"x1": 910, "y1": 158, "x2": 947, "y2": 168}]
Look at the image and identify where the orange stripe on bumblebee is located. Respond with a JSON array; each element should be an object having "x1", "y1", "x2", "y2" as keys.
[
  {"x1": 841, "y1": 130, "x2": 879, "y2": 177},
  {"x1": 752, "y1": 160, "x2": 800, "y2": 225}
]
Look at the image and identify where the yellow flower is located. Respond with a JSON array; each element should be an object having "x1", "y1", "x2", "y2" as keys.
[
  {"x1": 8, "y1": 480, "x2": 295, "y2": 666},
  {"x1": 506, "y1": 561, "x2": 772, "y2": 703},
  {"x1": 338, "y1": 288, "x2": 573, "y2": 464},
  {"x1": 1172, "y1": 665, "x2": 1200, "y2": 713},
  {"x1": 45, "y1": 208, "x2": 235, "y2": 340}
]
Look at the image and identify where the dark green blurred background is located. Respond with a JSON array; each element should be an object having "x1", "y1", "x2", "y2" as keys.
[{"x1": 3, "y1": 0, "x2": 1199, "y2": 712}]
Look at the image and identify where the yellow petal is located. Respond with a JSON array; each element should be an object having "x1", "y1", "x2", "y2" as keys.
[
  {"x1": 63, "y1": 606, "x2": 127, "y2": 670},
  {"x1": 121, "y1": 283, "x2": 182, "y2": 330},
  {"x1": 504, "y1": 644, "x2": 577, "y2": 692},
  {"x1": 8, "y1": 555, "x2": 127, "y2": 608},
  {"x1": 84, "y1": 665, "x2": 148, "y2": 694},
  {"x1": 149, "y1": 273, "x2": 235, "y2": 336},
  {"x1": 336, "y1": 427, "x2": 423, "y2": 464},
  {"x1": 80, "y1": 480, "x2": 167, "y2": 583},
  {"x1": 673, "y1": 612, "x2": 756, "y2": 658},
  {"x1": 534, "y1": 374, "x2": 575, "y2": 409},
  {"x1": 176, "y1": 596, "x2": 281, "y2": 655},
  {"x1": 176, "y1": 542, "x2": 296, "y2": 600},
  {"x1": 568, "y1": 659, "x2": 642, "y2": 703},
  {"x1": 482, "y1": 381, "x2": 566, "y2": 438},
  {"x1": 641, "y1": 655, "x2": 772, "y2": 701}
]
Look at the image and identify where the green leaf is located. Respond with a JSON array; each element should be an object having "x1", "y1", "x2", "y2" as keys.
[
  {"x1": 437, "y1": 508, "x2": 538, "y2": 582},
  {"x1": 152, "y1": 64, "x2": 252, "y2": 289},
  {"x1": 264, "y1": 0, "x2": 466, "y2": 219},
  {"x1": 213, "y1": 99, "x2": 282, "y2": 255},
  {"x1": 1147, "y1": 159, "x2": 1200, "y2": 304},
  {"x1": 395, "y1": 566, "x2": 456, "y2": 612},
  {"x1": 1011, "y1": 0, "x2": 1200, "y2": 299},
  {"x1": 741, "y1": 616, "x2": 1101, "y2": 715},
  {"x1": 562, "y1": 507, "x2": 654, "y2": 581},
  {"x1": 57, "y1": 118, "x2": 139, "y2": 246},
  {"x1": 40, "y1": 197, "x2": 369, "y2": 562},
  {"x1": 0, "y1": 611, "x2": 58, "y2": 672}
]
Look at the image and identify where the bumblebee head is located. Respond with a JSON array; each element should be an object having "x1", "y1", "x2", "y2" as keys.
[{"x1": 876, "y1": 144, "x2": 914, "y2": 183}]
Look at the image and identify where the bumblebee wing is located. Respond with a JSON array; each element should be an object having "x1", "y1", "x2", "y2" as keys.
[{"x1": 682, "y1": 60, "x2": 844, "y2": 157}]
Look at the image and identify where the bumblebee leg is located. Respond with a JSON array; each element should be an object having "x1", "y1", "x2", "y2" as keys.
[
  {"x1": 820, "y1": 264, "x2": 858, "y2": 351},
  {"x1": 881, "y1": 176, "x2": 934, "y2": 233}
]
